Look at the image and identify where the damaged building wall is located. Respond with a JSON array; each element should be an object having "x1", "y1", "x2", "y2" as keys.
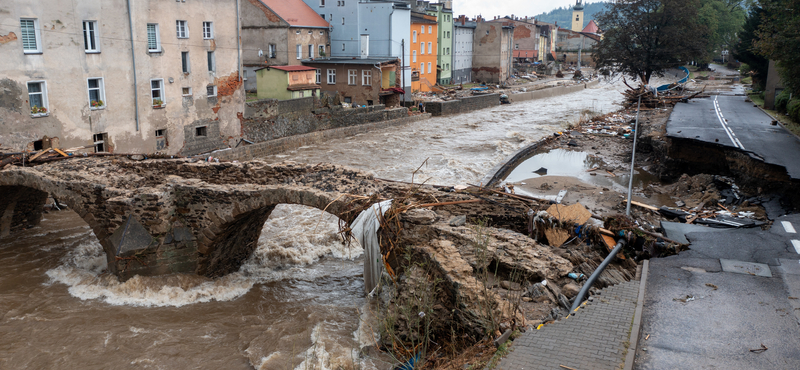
[
  {"x1": 556, "y1": 29, "x2": 598, "y2": 67},
  {"x1": 473, "y1": 21, "x2": 514, "y2": 84},
  {"x1": 0, "y1": 0, "x2": 243, "y2": 156}
]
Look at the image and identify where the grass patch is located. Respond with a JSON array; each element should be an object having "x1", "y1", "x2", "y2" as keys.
[
  {"x1": 246, "y1": 92, "x2": 259, "y2": 102},
  {"x1": 482, "y1": 342, "x2": 513, "y2": 370},
  {"x1": 741, "y1": 76, "x2": 752, "y2": 85}
]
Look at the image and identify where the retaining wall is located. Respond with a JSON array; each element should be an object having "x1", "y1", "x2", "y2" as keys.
[
  {"x1": 211, "y1": 113, "x2": 431, "y2": 162},
  {"x1": 425, "y1": 93, "x2": 500, "y2": 116},
  {"x1": 481, "y1": 136, "x2": 557, "y2": 187},
  {"x1": 508, "y1": 79, "x2": 600, "y2": 103}
]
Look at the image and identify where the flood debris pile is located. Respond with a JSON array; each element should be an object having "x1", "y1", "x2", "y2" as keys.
[
  {"x1": 622, "y1": 81, "x2": 706, "y2": 109},
  {"x1": 347, "y1": 182, "x2": 666, "y2": 368}
]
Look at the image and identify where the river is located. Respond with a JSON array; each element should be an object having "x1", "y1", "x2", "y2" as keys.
[{"x1": 0, "y1": 80, "x2": 627, "y2": 369}]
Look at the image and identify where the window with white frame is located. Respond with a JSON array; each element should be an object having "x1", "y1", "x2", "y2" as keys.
[
  {"x1": 412, "y1": 30, "x2": 417, "y2": 43},
  {"x1": 348, "y1": 69, "x2": 357, "y2": 85},
  {"x1": 147, "y1": 23, "x2": 161, "y2": 52},
  {"x1": 319, "y1": 0, "x2": 325, "y2": 6},
  {"x1": 316, "y1": 69, "x2": 321, "y2": 84},
  {"x1": 181, "y1": 51, "x2": 190, "y2": 73},
  {"x1": 427, "y1": 42, "x2": 432, "y2": 54},
  {"x1": 420, "y1": 45, "x2": 424, "y2": 55},
  {"x1": 20, "y1": 18, "x2": 42, "y2": 54},
  {"x1": 412, "y1": 50, "x2": 416, "y2": 62},
  {"x1": 308, "y1": 44, "x2": 314, "y2": 58},
  {"x1": 327, "y1": 69, "x2": 336, "y2": 84},
  {"x1": 419, "y1": 63, "x2": 424, "y2": 75},
  {"x1": 206, "y1": 85, "x2": 217, "y2": 97},
  {"x1": 362, "y1": 70, "x2": 371, "y2": 86},
  {"x1": 420, "y1": 25, "x2": 424, "y2": 34},
  {"x1": 342, "y1": 17, "x2": 345, "y2": 25},
  {"x1": 176, "y1": 20, "x2": 188, "y2": 38},
  {"x1": 428, "y1": 26, "x2": 432, "y2": 33},
  {"x1": 27, "y1": 81, "x2": 47, "y2": 115},
  {"x1": 151, "y1": 79, "x2": 164, "y2": 106},
  {"x1": 207, "y1": 51, "x2": 215, "y2": 72},
  {"x1": 182, "y1": 87, "x2": 192, "y2": 96},
  {"x1": 318, "y1": 44, "x2": 325, "y2": 56},
  {"x1": 268, "y1": 44, "x2": 276, "y2": 58},
  {"x1": 341, "y1": 43, "x2": 345, "y2": 51},
  {"x1": 296, "y1": 44, "x2": 302, "y2": 59},
  {"x1": 202, "y1": 21, "x2": 213, "y2": 39},
  {"x1": 83, "y1": 21, "x2": 99, "y2": 52},
  {"x1": 427, "y1": 62, "x2": 431, "y2": 74},
  {"x1": 87, "y1": 78, "x2": 105, "y2": 109}
]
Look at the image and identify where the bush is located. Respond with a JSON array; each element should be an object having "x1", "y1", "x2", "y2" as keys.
[
  {"x1": 788, "y1": 98, "x2": 800, "y2": 123},
  {"x1": 739, "y1": 63, "x2": 751, "y2": 75},
  {"x1": 776, "y1": 89, "x2": 792, "y2": 112}
]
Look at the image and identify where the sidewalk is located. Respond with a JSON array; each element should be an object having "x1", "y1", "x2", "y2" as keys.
[{"x1": 497, "y1": 275, "x2": 646, "y2": 370}]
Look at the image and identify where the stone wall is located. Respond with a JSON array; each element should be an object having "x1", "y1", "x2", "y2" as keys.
[
  {"x1": 425, "y1": 93, "x2": 500, "y2": 116},
  {"x1": 213, "y1": 113, "x2": 430, "y2": 161},
  {"x1": 0, "y1": 185, "x2": 49, "y2": 237},
  {"x1": 182, "y1": 119, "x2": 224, "y2": 156},
  {"x1": 508, "y1": 79, "x2": 599, "y2": 103}
]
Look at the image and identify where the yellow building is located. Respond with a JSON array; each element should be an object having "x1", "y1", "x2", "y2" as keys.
[
  {"x1": 411, "y1": 12, "x2": 438, "y2": 93},
  {"x1": 572, "y1": 0, "x2": 585, "y2": 32}
]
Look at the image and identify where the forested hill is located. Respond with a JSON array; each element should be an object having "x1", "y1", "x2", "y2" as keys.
[{"x1": 533, "y1": 2, "x2": 609, "y2": 29}]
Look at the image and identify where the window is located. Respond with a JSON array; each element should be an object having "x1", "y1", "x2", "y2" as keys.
[
  {"x1": 327, "y1": 69, "x2": 336, "y2": 84},
  {"x1": 206, "y1": 85, "x2": 217, "y2": 97},
  {"x1": 202, "y1": 21, "x2": 213, "y2": 39},
  {"x1": 362, "y1": 70, "x2": 371, "y2": 85},
  {"x1": 427, "y1": 62, "x2": 431, "y2": 74},
  {"x1": 182, "y1": 87, "x2": 192, "y2": 96},
  {"x1": 348, "y1": 69, "x2": 357, "y2": 85},
  {"x1": 515, "y1": 44, "x2": 519, "y2": 50},
  {"x1": 320, "y1": 13, "x2": 325, "y2": 18},
  {"x1": 147, "y1": 24, "x2": 161, "y2": 52},
  {"x1": 342, "y1": 17, "x2": 345, "y2": 25},
  {"x1": 428, "y1": 26, "x2": 432, "y2": 33},
  {"x1": 318, "y1": 44, "x2": 325, "y2": 56},
  {"x1": 420, "y1": 63, "x2": 424, "y2": 75},
  {"x1": 420, "y1": 45, "x2": 424, "y2": 55},
  {"x1": 428, "y1": 42, "x2": 432, "y2": 54},
  {"x1": 320, "y1": 31, "x2": 324, "y2": 35},
  {"x1": 412, "y1": 30, "x2": 417, "y2": 43},
  {"x1": 195, "y1": 126, "x2": 207, "y2": 137},
  {"x1": 93, "y1": 133, "x2": 108, "y2": 152},
  {"x1": 296, "y1": 44, "x2": 302, "y2": 59},
  {"x1": 412, "y1": 50, "x2": 416, "y2": 62},
  {"x1": 181, "y1": 51, "x2": 190, "y2": 73},
  {"x1": 176, "y1": 20, "x2": 188, "y2": 38},
  {"x1": 268, "y1": 44, "x2": 276, "y2": 58},
  {"x1": 329, "y1": 14, "x2": 333, "y2": 21},
  {"x1": 151, "y1": 79, "x2": 164, "y2": 107},
  {"x1": 83, "y1": 21, "x2": 99, "y2": 52},
  {"x1": 319, "y1": 0, "x2": 325, "y2": 6},
  {"x1": 308, "y1": 30, "x2": 313, "y2": 34},
  {"x1": 155, "y1": 129, "x2": 165, "y2": 137},
  {"x1": 296, "y1": 30, "x2": 301, "y2": 35},
  {"x1": 20, "y1": 18, "x2": 41, "y2": 54},
  {"x1": 316, "y1": 69, "x2": 321, "y2": 84},
  {"x1": 87, "y1": 78, "x2": 105, "y2": 109},
  {"x1": 207, "y1": 51, "x2": 215, "y2": 72},
  {"x1": 342, "y1": 43, "x2": 345, "y2": 51},
  {"x1": 576, "y1": 15, "x2": 580, "y2": 21},
  {"x1": 308, "y1": 44, "x2": 314, "y2": 58},
  {"x1": 421, "y1": 25, "x2": 424, "y2": 34},
  {"x1": 27, "y1": 81, "x2": 48, "y2": 115}
]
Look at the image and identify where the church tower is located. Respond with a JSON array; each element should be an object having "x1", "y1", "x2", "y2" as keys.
[{"x1": 572, "y1": 0, "x2": 584, "y2": 32}]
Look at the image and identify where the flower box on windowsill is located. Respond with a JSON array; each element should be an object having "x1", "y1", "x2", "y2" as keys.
[
  {"x1": 31, "y1": 112, "x2": 49, "y2": 118},
  {"x1": 152, "y1": 104, "x2": 165, "y2": 109}
]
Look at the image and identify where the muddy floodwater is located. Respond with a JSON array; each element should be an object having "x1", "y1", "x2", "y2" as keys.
[{"x1": 0, "y1": 80, "x2": 628, "y2": 369}]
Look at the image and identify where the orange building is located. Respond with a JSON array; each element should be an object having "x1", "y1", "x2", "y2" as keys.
[{"x1": 410, "y1": 13, "x2": 438, "y2": 93}]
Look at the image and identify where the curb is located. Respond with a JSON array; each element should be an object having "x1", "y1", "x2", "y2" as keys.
[
  {"x1": 753, "y1": 103, "x2": 800, "y2": 142},
  {"x1": 623, "y1": 259, "x2": 649, "y2": 370}
]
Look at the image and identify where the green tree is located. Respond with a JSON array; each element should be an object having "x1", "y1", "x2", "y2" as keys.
[
  {"x1": 755, "y1": 0, "x2": 800, "y2": 93},
  {"x1": 593, "y1": 0, "x2": 708, "y2": 84},
  {"x1": 733, "y1": 4, "x2": 769, "y2": 89},
  {"x1": 698, "y1": 0, "x2": 746, "y2": 64}
]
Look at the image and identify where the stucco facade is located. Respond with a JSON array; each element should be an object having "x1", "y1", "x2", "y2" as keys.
[
  {"x1": 256, "y1": 66, "x2": 319, "y2": 100},
  {"x1": 302, "y1": 58, "x2": 401, "y2": 107},
  {"x1": 452, "y1": 20, "x2": 474, "y2": 84},
  {"x1": 425, "y1": 3, "x2": 453, "y2": 85},
  {"x1": 241, "y1": 0, "x2": 330, "y2": 92},
  {"x1": 411, "y1": 13, "x2": 438, "y2": 92},
  {"x1": 473, "y1": 20, "x2": 514, "y2": 84},
  {"x1": 0, "y1": 0, "x2": 243, "y2": 156}
]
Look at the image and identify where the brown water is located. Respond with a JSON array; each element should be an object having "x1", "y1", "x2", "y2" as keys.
[{"x1": 0, "y1": 80, "x2": 628, "y2": 369}]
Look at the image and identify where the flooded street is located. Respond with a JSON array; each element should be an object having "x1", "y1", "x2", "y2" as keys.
[{"x1": 0, "y1": 80, "x2": 627, "y2": 369}]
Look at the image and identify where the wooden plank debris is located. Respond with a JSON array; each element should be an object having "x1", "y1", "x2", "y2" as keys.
[{"x1": 52, "y1": 148, "x2": 69, "y2": 157}]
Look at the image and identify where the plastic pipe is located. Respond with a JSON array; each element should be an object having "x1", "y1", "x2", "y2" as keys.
[{"x1": 569, "y1": 239, "x2": 626, "y2": 313}]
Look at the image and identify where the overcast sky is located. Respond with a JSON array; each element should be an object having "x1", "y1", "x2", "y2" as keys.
[{"x1": 453, "y1": 0, "x2": 593, "y2": 19}]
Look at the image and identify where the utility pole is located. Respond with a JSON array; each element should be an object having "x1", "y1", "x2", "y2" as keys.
[
  {"x1": 577, "y1": 34, "x2": 585, "y2": 70},
  {"x1": 401, "y1": 38, "x2": 405, "y2": 103}
]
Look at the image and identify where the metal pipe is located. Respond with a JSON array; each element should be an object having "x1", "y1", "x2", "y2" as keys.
[
  {"x1": 569, "y1": 239, "x2": 626, "y2": 313},
  {"x1": 126, "y1": 0, "x2": 140, "y2": 131},
  {"x1": 236, "y1": 0, "x2": 242, "y2": 80},
  {"x1": 625, "y1": 95, "x2": 642, "y2": 216}
]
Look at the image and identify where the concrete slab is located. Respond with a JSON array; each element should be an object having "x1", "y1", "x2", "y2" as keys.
[
  {"x1": 720, "y1": 259, "x2": 773, "y2": 277},
  {"x1": 660, "y1": 221, "x2": 721, "y2": 245}
]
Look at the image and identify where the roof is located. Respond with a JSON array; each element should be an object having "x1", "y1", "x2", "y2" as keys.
[
  {"x1": 302, "y1": 57, "x2": 399, "y2": 65},
  {"x1": 257, "y1": 65, "x2": 317, "y2": 72},
  {"x1": 582, "y1": 20, "x2": 600, "y2": 33},
  {"x1": 259, "y1": 0, "x2": 330, "y2": 28},
  {"x1": 513, "y1": 50, "x2": 538, "y2": 58},
  {"x1": 287, "y1": 84, "x2": 321, "y2": 91},
  {"x1": 411, "y1": 13, "x2": 438, "y2": 25}
]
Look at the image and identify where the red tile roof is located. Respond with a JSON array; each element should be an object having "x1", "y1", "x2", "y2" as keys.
[
  {"x1": 513, "y1": 50, "x2": 538, "y2": 58},
  {"x1": 270, "y1": 65, "x2": 318, "y2": 72},
  {"x1": 582, "y1": 20, "x2": 599, "y2": 33},
  {"x1": 260, "y1": 0, "x2": 330, "y2": 28}
]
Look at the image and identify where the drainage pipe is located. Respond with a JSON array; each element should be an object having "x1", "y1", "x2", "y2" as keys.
[
  {"x1": 568, "y1": 239, "x2": 626, "y2": 313},
  {"x1": 126, "y1": 0, "x2": 140, "y2": 132}
]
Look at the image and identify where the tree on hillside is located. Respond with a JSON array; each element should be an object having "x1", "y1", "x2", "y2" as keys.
[
  {"x1": 733, "y1": 4, "x2": 769, "y2": 89},
  {"x1": 755, "y1": 0, "x2": 800, "y2": 94},
  {"x1": 593, "y1": 0, "x2": 708, "y2": 84},
  {"x1": 698, "y1": 0, "x2": 746, "y2": 63}
]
